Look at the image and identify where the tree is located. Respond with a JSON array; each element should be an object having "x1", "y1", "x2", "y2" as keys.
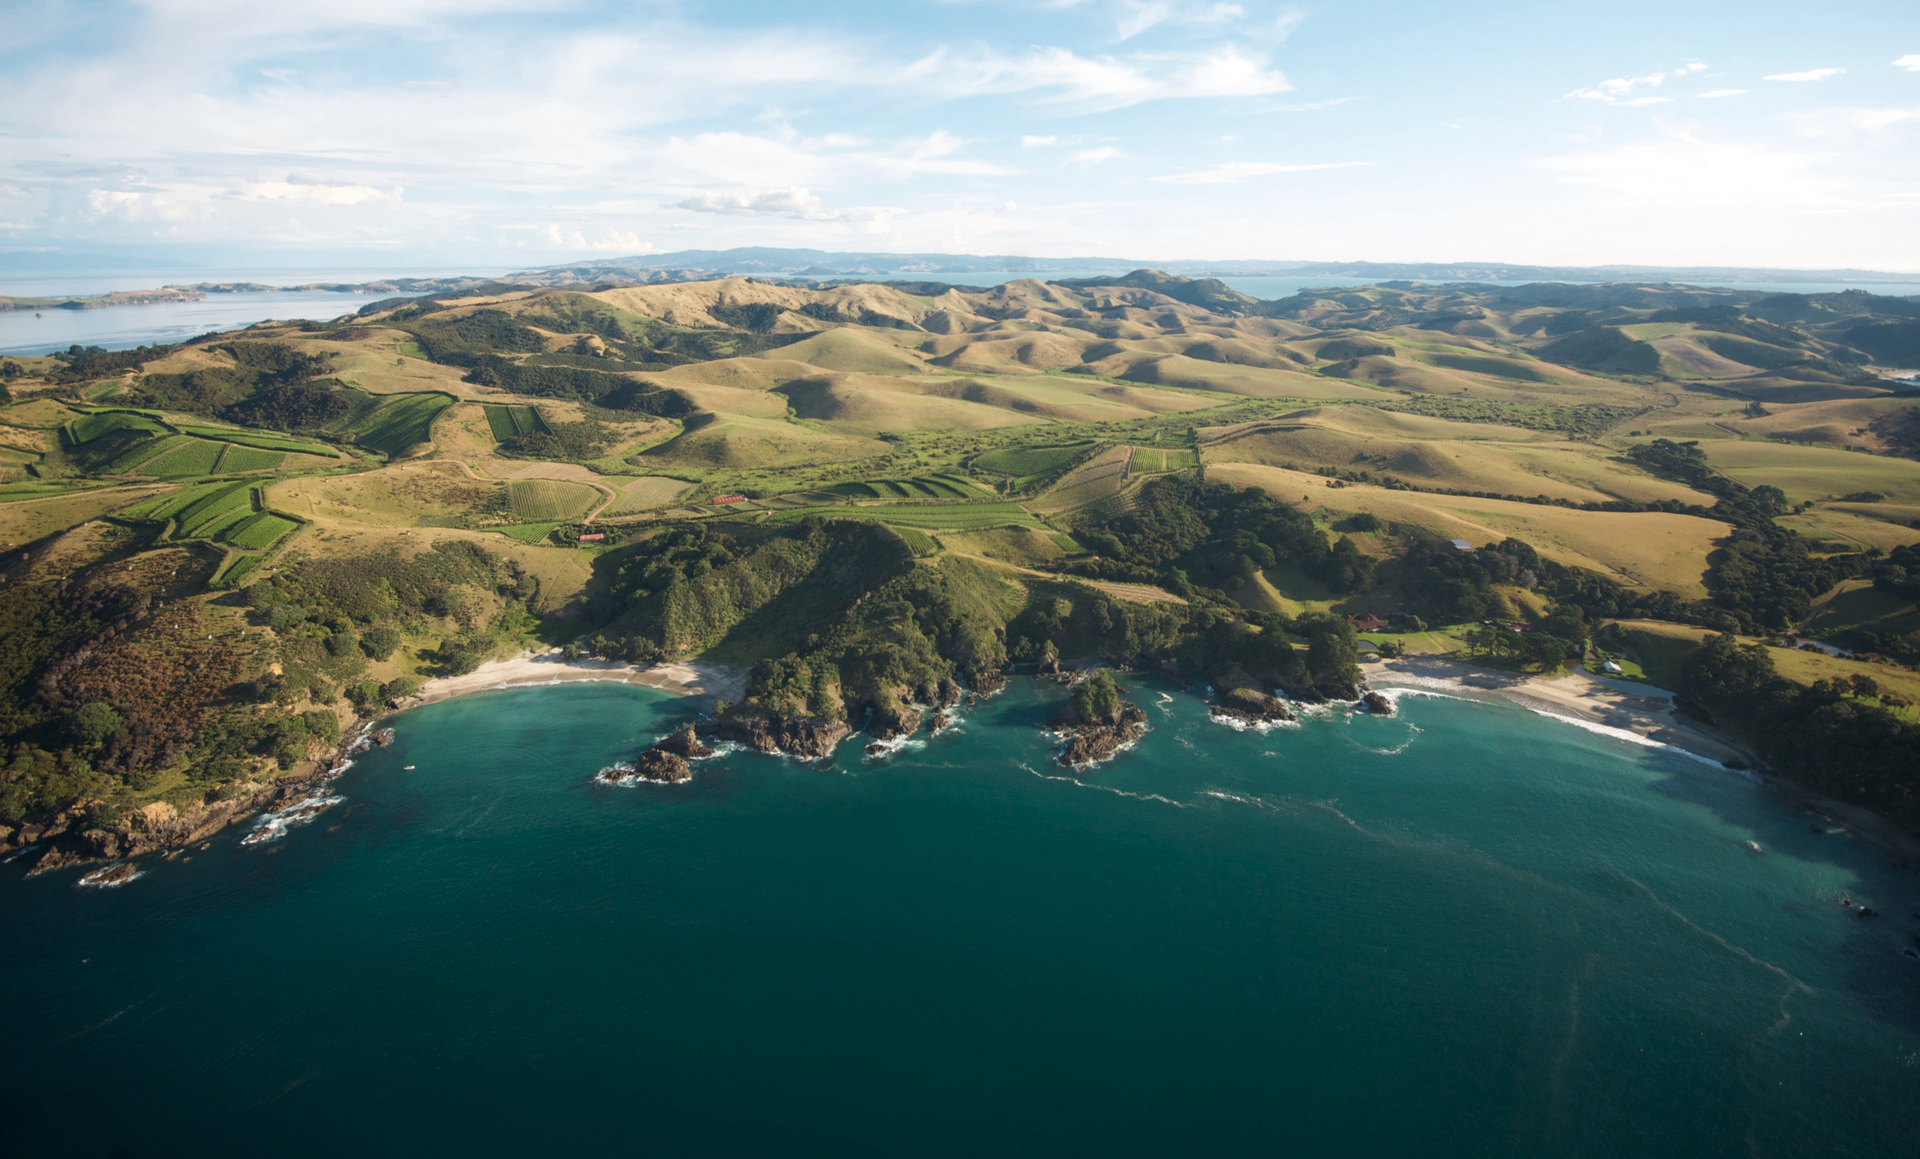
[
  {"x1": 1070, "y1": 670, "x2": 1122, "y2": 722},
  {"x1": 69, "y1": 702, "x2": 123, "y2": 747},
  {"x1": 359, "y1": 626, "x2": 401, "y2": 661}
]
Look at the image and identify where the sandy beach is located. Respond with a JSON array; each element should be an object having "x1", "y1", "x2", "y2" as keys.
[
  {"x1": 1365, "y1": 654, "x2": 1754, "y2": 767},
  {"x1": 406, "y1": 650, "x2": 748, "y2": 707}
]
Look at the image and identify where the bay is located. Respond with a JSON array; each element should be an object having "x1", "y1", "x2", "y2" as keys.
[{"x1": 1, "y1": 679, "x2": 1917, "y2": 1156}]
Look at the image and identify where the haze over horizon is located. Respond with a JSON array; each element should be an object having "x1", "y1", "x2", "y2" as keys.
[{"x1": 4, "y1": 0, "x2": 1918, "y2": 273}]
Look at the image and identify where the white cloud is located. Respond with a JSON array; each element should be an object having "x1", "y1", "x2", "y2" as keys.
[
  {"x1": 1765, "y1": 68, "x2": 1844, "y2": 82},
  {"x1": 234, "y1": 177, "x2": 399, "y2": 205},
  {"x1": 1785, "y1": 106, "x2": 1920, "y2": 137},
  {"x1": 1021, "y1": 135, "x2": 1058, "y2": 147},
  {"x1": 1115, "y1": 1, "x2": 1245, "y2": 41},
  {"x1": 1151, "y1": 160, "x2": 1372, "y2": 184},
  {"x1": 902, "y1": 44, "x2": 1289, "y2": 109},
  {"x1": 1894, "y1": 55, "x2": 1920, "y2": 72},
  {"x1": 1066, "y1": 146, "x2": 1123, "y2": 166},
  {"x1": 1565, "y1": 63, "x2": 1706, "y2": 105},
  {"x1": 543, "y1": 226, "x2": 651, "y2": 252},
  {"x1": 1699, "y1": 89, "x2": 1747, "y2": 99},
  {"x1": 673, "y1": 187, "x2": 896, "y2": 222},
  {"x1": 1535, "y1": 126, "x2": 1845, "y2": 209}
]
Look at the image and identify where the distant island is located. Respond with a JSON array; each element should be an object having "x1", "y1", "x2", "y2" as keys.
[{"x1": 1, "y1": 266, "x2": 1917, "y2": 877}]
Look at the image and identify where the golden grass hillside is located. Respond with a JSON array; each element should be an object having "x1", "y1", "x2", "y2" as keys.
[
  {"x1": 1202, "y1": 407, "x2": 1715, "y2": 506},
  {"x1": 1206, "y1": 461, "x2": 1730, "y2": 596}
]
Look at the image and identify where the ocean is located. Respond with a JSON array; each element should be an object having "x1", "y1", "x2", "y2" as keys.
[{"x1": 2, "y1": 678, "x2": 1917, "y2": 1156}]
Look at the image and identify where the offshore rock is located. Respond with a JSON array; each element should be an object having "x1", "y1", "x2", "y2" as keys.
[
  {"x1": 655, "y1": 724, "x2": 713, "y2": 759},
  {"x1": 931, "y1": 709, "x2": 954, "y2": 735},
  {"x1": 1211, "y1": 686, "x2": 1295, "y2": 725},
  {"x1": 1361, "y1": 691, "x2": 1395, "y2": 716},
  {"x1": 633, "y1": 749, "x2": 693, "y2": 785},
  {"x1": 1053, "y1": 703, "x2": 1148, "y2": 769}
]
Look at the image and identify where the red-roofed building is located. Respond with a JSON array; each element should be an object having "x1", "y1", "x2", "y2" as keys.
[
  {"x1": 711, "y1": 495, "x2": 746, "y2": 504},
  {"x1": 1347, "y1": 613, "x2": 1386, "y2": 632}
]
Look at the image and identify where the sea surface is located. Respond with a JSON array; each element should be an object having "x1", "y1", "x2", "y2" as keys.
[
  {"x1": 2, "y1": 679, "x2": 1918, "y2": 1157},
  {"x1": 0, "y1": 290, "x2": 405, "y2": 358}
]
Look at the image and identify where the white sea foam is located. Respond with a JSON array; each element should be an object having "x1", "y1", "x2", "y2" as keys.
[
  {"x1": 1519, "y1": 707, "x2": 1737, "y2": 773},
  {"x1": 240, "y1": 793, "x2": 344, "y2": 845},
  {"x1": 1207, "y1": 710, "x2": 1300, "y2": 732}
]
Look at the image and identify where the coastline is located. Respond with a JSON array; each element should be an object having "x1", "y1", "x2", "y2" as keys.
[
  {"x1": 1366, "y1": 654, "x2": 1920, "y2": 860},
  {"x1": 1366, "y1": 654, "x2": 1753, "y2": 766},
  {"x1": 399, "y1": 649, "x2": 749, "y2": 708}
]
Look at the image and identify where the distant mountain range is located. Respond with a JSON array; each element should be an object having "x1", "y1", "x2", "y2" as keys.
[{"x1": 513, "y1": 248, "x2": 1920, "y2": 286}]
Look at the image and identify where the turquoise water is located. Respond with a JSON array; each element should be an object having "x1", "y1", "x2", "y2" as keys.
[{"x1": 3, "y1": 680, "x2": 1917, "y2": 1157}]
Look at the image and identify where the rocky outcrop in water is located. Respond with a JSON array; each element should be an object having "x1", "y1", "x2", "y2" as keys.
[
  {"x1": 632, "y1": 749, "x2": 693, "y2": 784},
  {"x1": 1361, "y1": 691, "x2": 1394, "y2": 716},
  {"x1": 1052, "y1": 704, "x2": 1148, "y2": 768},
  {"x1": 699, "y1": 715, "x2": 850, "y2": 760},
  {"x1": 655, "y1": 724, "x2": 713, "y2": 759},
  {"x1": 971, "y1": 670, "x2": 1008, "y2": 696},
  {"x1": 1211, "y1": 686, "x2": 1294, "y2": 726}
]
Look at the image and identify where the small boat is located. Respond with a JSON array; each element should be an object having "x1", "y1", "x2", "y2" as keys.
[{"x1": 403, "y1": 765, "x2": 416, "y2": 770}]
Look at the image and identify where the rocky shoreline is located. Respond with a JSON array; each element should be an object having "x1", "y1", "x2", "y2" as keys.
[{"x1": 5, "y1": 723, "x2": 393, "y2": 878}]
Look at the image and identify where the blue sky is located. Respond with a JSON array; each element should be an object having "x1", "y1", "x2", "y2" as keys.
[{"x1": 3, "y1": 0, "x2": 1918, "y2": 270}]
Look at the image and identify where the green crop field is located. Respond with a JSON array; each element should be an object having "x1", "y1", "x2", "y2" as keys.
[
  {"x1": 117, "y1": 480, "x2": 229, "y2": 521},
  {"x1": 213, "y1": 445, "x2": 286, "y2": 473},
  {"x1": 214, "y1": 553, "x2": 265, "y2": 587},
  {"x1": 222, "y1": 512, "x2": 299, "y2": 550},
  {"x1": 69, "y1": 410, "x2": 168, "y2": 445},
  {"x1": 828, "y1": 474, "x2": 992, "y2": 500},
  {"x1": 1127, "y1": 447, "x2": 1199, "y2": 473},
  {"x1": 890, "y1": 527, "x2": 939, "y2": 556},
  {"x1": 351, "y1": 393, "x2": 455, "y2": 457},
  {"x1": 174, "y1": 482, "x2": 256, "y2": 536},
  {"x1": 971, "y1": 442, "x2": 1096, "y2": 478},
  {"x1": 494, "y1": 522, "x2": 560, "y2": 543},
  {"x1": 507, "y1": 478, "x2": 599, "y2": 521},
  {"x1": 765, "y1": 501, "x2": 1041, "y2": 530},
  {"x1": 140, "y1": 438, "x2": 226, "y2": 477},
  {"x1": 176, "y1": 425, "x2": 335, "y2": 456},
  {"x1": 105, "y1": 434, "x2": 189, "y2": 473},
  {"x1": 482, "y1": 405, "x2": 550, "y2": 442}
]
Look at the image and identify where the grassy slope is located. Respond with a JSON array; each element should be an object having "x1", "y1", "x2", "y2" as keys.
[{"x1": 1205, "y1": 461, "x2": 1730, "y2": 596}]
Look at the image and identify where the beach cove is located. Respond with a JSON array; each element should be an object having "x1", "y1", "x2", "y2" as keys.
[{"x1": 4, "y1": 676, "x2": 1919, "y2": 1156}]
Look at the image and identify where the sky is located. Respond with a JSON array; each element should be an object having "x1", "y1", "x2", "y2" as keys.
[{"x1": 3, "y1": 0, "x2": 1919, "y2": 272}]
